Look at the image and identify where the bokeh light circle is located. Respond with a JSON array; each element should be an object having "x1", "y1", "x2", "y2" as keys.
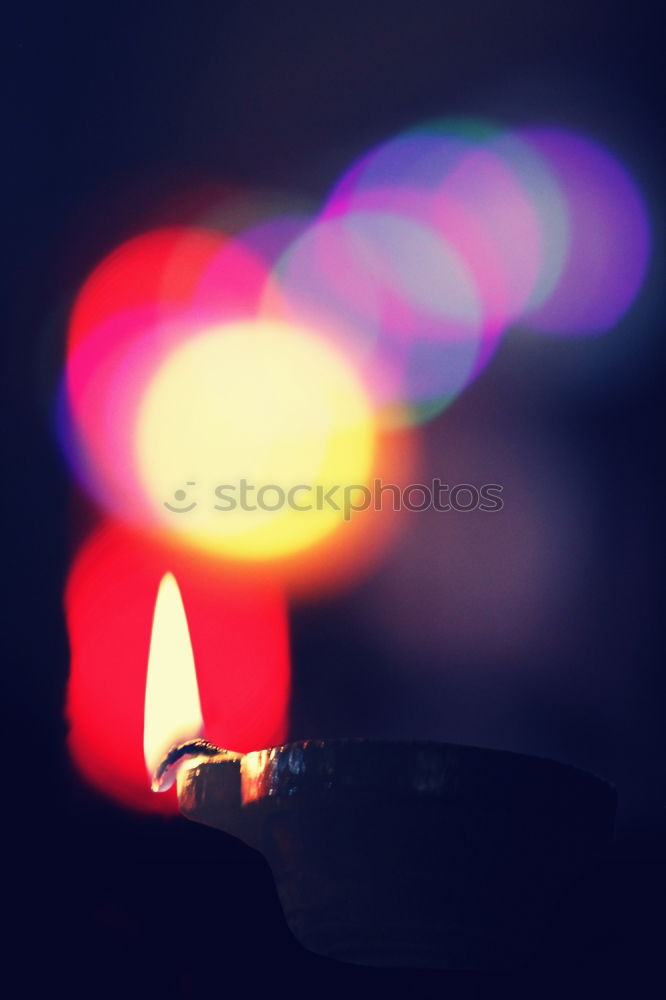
[
  {"x1": 267, "y1": 209, "x2": 483, "y2": 424},
  {"x1": 321, "y1": 120, "x2": 544, "y2": 380},
  {"x1": 519, "y1": 128, "x2": 651, "y2": 335},
  {"x1": 67, "y1": 227, "x2": 224, "y2": 351},
  {"x1": 135, "y1": 319, "x2": 377, "y2": 560}
]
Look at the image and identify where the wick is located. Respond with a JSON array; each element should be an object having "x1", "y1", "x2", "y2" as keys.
[{"x1": 151, "y1": 738, "x2": 233, "y2": 792}]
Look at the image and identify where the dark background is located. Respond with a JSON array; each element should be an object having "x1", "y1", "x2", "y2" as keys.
[{"x1": 4, "y1": 1, "x2": 665, "y2": 993}]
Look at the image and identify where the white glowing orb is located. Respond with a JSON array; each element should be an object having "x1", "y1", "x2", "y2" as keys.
[{"x1": 135, "y1": 319, "x2": 376, "y2": 561}]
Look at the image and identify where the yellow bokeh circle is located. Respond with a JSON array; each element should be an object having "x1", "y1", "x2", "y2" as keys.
[{"x1": 135, "y1": 319, "x2": 376, "y2": 560}]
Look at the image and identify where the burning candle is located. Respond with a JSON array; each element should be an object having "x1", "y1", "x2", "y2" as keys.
[
  {"x1": 144, "y1": 571, "x2": 245, "y2": 793},
  {"x1": 144, "y1": 572, "x2": 204, "y2": 782},
  {"x1": 67, "y1": 523, "x2": 290, "y2": 811},
  {"x1": 145, "y1": 570, "x2": 617, "y2": 970}
]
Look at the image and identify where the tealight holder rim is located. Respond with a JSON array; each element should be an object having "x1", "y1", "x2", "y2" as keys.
[{"x1": 240, "y1": 735, "x2": 616, "y2": 790}]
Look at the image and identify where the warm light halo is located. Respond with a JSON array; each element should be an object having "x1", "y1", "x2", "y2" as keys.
[{"x1": 135, "y1": 318, "x2": 377, "y2": 561}]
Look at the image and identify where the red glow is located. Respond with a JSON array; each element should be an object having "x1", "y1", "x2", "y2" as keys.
[
  {"x1": 64, "y1": 225, "x2": 275, "y2": 525},
  {"x1": 67, "y1": 227, "x2": 223, "y2": 351},
  {"x1": 65, "y1": 521, "x2": 290, "y2": 813}
]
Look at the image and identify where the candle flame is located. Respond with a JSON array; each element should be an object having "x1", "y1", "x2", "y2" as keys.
[{"x1": 144, "y1": 572, "x2": 204, "y2": 787}]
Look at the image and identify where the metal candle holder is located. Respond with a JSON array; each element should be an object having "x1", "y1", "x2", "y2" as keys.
[{"x1": 170, "y1": 738, "x2": 616, "y2": 970}]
